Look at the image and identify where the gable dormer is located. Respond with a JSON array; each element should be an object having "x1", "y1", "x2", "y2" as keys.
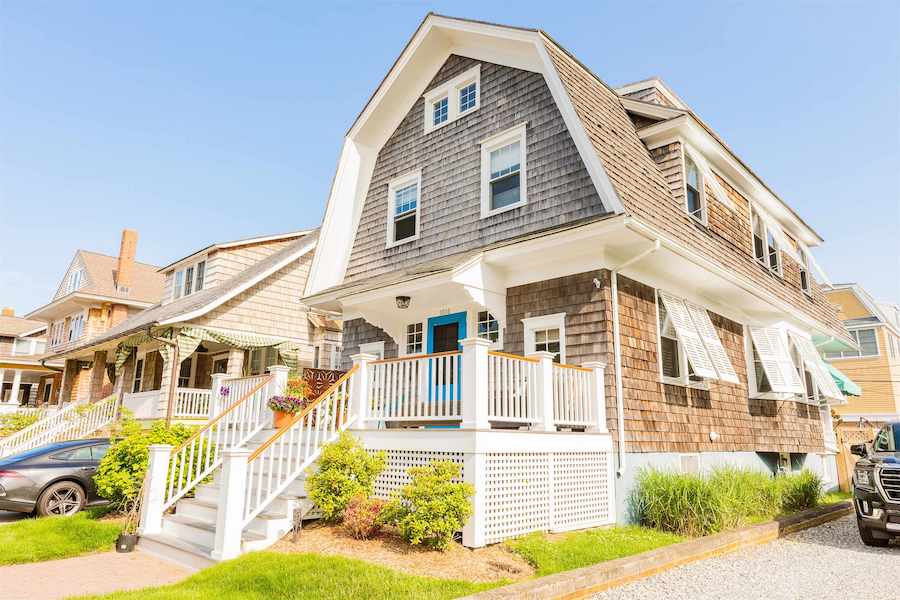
[{"x1": 54, "y1": 253, "x2": 89, "y2": 300}]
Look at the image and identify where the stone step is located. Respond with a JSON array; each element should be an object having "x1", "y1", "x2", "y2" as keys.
[
  {"x1": 162, "y1": 513, "x2": 266, "y2": 548},
  {"x1": 138, "y1": 532, "x2": 215, "y2": 572}
]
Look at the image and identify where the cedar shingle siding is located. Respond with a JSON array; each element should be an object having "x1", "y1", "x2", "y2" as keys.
[
  {"x1": 344, "y1": 55, "x2": 608, "y2": 283},
  {"x1": 340, "y1": 318, "x2": 398, "y2": 370}
]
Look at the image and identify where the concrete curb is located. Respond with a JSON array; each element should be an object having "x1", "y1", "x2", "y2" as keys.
[{"x1": 463, "y1": 501, "x2": 852, "y2": 600}]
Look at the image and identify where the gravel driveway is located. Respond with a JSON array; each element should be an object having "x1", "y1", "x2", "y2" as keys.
[{"x1": 592, "y1": 515, "x2": 899, "y2": 600}]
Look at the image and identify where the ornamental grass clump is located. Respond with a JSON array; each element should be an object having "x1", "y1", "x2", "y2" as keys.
[
  {"x1": 777, "y1": 469, "x2": 822, "y2": 513},
  {"x1": 306, "y1": 432, "x2": 386, "y2": 521}
]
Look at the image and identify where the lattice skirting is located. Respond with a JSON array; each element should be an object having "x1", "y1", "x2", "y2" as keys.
[
  {"x1": 372, "y1": 449, "x2": 465, "y2": 500},
  {"x1": 483, "y1": 451, "x2": 611, "y2": 544}
]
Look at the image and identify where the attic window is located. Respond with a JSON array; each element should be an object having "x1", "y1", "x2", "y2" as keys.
[
  {"x1": 423, "y1": 65, "x2": 481, "y2": 134},
  {"x1": 684, "y1": 155, "x2": 705, "y2": 223},
  {"x1": 67, "y1": 268, "x2": 84, "y2": 294},
  {"x1": 173, "y1": 259, "x2": 206, "y2": 300}
]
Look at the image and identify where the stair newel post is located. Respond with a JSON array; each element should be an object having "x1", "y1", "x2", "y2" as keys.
[
  {"x1": 209, "y1": 374, "x2": 227, "y2": 420},
  {"x1": 350, "y1": 353, "x2": 376, "y2": 430},
  {"x1": 529, "y1": 351, "x2": 556, "y2": 432},
  {"x1": 212, "y1": 448, "x2": 250, "y2": 561},
  {"x1": 584, "y1": 361, "x2": 608, "y2": 433},
  {"x1": 267, "y1": 365, "x2": 291, "y2": 429},
  {"x1": 139, "y1": 444, "x2": 172, "y2": 535},
  {"x1": 460, "y1": 338, "x2": 491, "y2": 430}
]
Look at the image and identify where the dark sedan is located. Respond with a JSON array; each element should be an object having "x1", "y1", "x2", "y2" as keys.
[{"x1": 0, "y1": 438, "x2": 110, "y2": 517}]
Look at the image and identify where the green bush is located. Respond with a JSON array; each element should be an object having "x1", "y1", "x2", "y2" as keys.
[
  {"x1": 382, "y1": 460, "x2": 474, "y2": 550},
  {"x1": 306, "y1": 432, "x2": 386, "y2": 521},
  {"x1": 94, "y1": 420, "x2": 195, "y2": 510},
  {"x1": 0, "y1": 412, "x2": 40, "y2": 436},
  {"x1": 631, "y1": 467, "x2": 824, "y2": 537}
]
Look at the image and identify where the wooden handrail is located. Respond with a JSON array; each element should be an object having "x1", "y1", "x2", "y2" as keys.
[
  {"x1": 248, "y1": 365, "x2": 358, "y2": 462},
  {"x1": 170, "y1": 374, "x2": 273, "y2": 454},
  {"x1": 553, "y1": 362, "x2": 592, "y2": 373},
  {"x1": 488, "y1": 350, "x2": 540, "y2": 363},
  {"x1": 370, "y1": 350, "x2": 460, "y2": 365}
]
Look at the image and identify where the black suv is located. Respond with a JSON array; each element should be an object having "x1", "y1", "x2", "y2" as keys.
[{"x1": 851, "y1": 421, "x2": 900, "y2": 547}]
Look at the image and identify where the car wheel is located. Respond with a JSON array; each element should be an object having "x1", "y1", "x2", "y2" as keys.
[
  {"x1": 857, "y1": 517, "x2": 890, "y2": 547},
  {"x1": 37, "y1": 481, "x2": 86, "y2": 517}
]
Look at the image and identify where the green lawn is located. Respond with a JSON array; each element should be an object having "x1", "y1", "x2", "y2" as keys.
[
  {"x1": 0, "y1": 508, "x2": 122, "y2": 565},
  {"x1": 75, "y1": 551, "x2": 500, "y2": 600},
  {"x1": 821, "y1": 490, "x2": 852, "y2": 505},
  {"x1": 504, "y1": 526, "x2": 683, "y2": 577}
]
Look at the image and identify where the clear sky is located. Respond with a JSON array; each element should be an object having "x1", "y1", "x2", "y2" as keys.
[{"x1": 2, "y1": 1, "x2": 898, "y2": 315}]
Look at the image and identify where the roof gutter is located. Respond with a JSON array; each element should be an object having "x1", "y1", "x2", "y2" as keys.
[{"x1": 610, "y1": 239, "x2": 661, "y2": 478}]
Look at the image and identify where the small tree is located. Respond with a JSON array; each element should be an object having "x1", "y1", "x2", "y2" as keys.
[
  {"x1": 382, "y1": 460, "x2": 474, "y2": 550},
  {"x1": 306, "y1": 432, "x2": 385, "y2": 521}
]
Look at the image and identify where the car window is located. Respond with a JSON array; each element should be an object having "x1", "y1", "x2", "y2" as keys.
[
  {"x1": 52, "y1": 446, "x2": 94, "y2": 461},
  {"x1": 874, "y1": 427, "x2": 894, "y2": 452},
  {"x1": 91, "y1": 444, "x2": 111, "y2": 461}
]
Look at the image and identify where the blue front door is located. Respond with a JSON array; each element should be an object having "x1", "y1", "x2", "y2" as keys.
[{"x1": 427, "y1": 312, "x2": 466, "y2": 404}]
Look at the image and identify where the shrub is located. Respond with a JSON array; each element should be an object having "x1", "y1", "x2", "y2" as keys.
[
  {"x1": 778, "y1": 469, "x2": 821, "y2": 513},
  {"x1": 306, "y1": 432, "x2": 385, "y2": 521},
  {"x1": 94, "y1": 420, "x2": 195, "y2": 510},
  {"x1": 382, "y1": 460, "x2": 474, "y2": 550},
  {"x1": 0, "y1": 412, "x2": 40, "y2": 436},
  {"x1": 343, "y1": 494, "x2": 386, "y2": 539}
]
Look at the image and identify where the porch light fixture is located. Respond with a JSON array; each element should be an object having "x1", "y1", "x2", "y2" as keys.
[{"x1": 395, "y1": 295, "x2": 411, "y2": 309}]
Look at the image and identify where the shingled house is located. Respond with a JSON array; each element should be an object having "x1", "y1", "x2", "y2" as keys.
[{"x1": 302, "y1": 14, "x2": 856, "y2": 520}]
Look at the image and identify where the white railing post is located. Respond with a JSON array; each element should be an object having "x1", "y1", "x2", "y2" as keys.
[
  {"x1": 584, "y1": 361, "x2": 608, "y2": 433},
  {"x1": 212, "y1": 448, "x2": 249, "y2": 561},
  {"x1": 209, "y1": 373, "x2": 227, "y2": 419},
  {"x1": 139, "y1": 444, "x2": 172, "y2": 535},
  {"x1": 460, "y1": 338, "x2": 491, "y2": 430},
  {"x1": 267, "y1": 365, "x2": 290, "y2": 428},
  {"x1": 529, "y1": 351, "x2": 556, "y2": 432},
  {"x1": 350, "y1": 353, "x2": 376, "y2": 430}
]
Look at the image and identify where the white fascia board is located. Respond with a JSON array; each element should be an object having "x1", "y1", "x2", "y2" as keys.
[
  {"x1": 615, "y1": 78, "x2": 689, "y2": 110},
  {"x1": 158, "y1": 237, "x2": 316, "y2": 326},
  {"x1": 620, "y1": 97, "x2": 686, "y2": 121},
  {"x1": 25, "y1": 293, "x2": 155, "y2": 321},
  {"x1": 16, "y1": 326, "x2": 47, "y2": 338}
]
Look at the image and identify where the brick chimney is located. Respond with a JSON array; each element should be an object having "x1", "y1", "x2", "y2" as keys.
[
  {"x1": 1, "y1": 307, "x2": 13, "y2": 317},
  {"x1": 116, "y1": 229, "x2": 139, "y2": 293}
]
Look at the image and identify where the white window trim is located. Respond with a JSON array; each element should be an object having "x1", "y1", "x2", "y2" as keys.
[
  {"x1": 522, "y1": 312, "x2": 566, "y2": 363},
  {"x1": 475, "y1": 309, "x2": 503, "y2": 350},
  {"x1": 682, "y1": 149, "x2": 707, "y2": 226},
  {"x1": 749, "y1": 205, "x2": 783, "y2": 277},
  {"x1": 172, "y1": 256, "x2": 208, "y2": 301},
  {"x1": 654, "y1": 293, "x2": 710, "y2": 389},
  {"x1": 744, "y1": 325, "x2": 806, "y2": 399},
  {"x1": 423, "y1": 64, "x2": 481, "y2": 134},
  {"x1": 359, "y1": 341, "x2": 385, "y2": 360},
  {"x1": 385, "y1": 170, "x2": 422, "y2": 249},
  {"x1": 826, "y1": 327, "x2": 881, "y2": 360},
  {"x1": 480, "y1": 122, "x2": 528, "y2": 219},
  {"x1": 66, "y1": 268, "x2": 84, "y2": 294},
  {"x1": 798, "y1": 247, "x2": 812, "y2": 296},
  {"x1": 404, "y1": 322, "x2": 424, "y2": 356}
]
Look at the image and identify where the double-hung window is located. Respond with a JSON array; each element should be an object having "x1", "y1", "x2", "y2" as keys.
[
  {"x1": 172, "y1": 259, "x2": 207, "y2": 300},
  {"x1": 825, "y1": 328, "x2": 879, "y2": 359},
  {"x1": 750, "y1": 207, "x2": 781, "y2": 275},
  {"x1": 386, "y1": 171, "x2": 421, "y2": 247},
  {"x1": 406, "y1": 323, "x2": 423, "y2": 354},
  {"x1": 423, "y1": 65, "x2": 481, "y2": 133},
  {"x1": 684, "y1": 155, "x2": 705, "y2": 223},
  {"x1": 481, "y1": 123, "x2": 527, "y2": 218}
]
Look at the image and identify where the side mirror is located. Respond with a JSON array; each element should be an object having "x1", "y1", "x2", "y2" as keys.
[{"x1": 850, "y1": 443, "x2": 868, "y2": 457}]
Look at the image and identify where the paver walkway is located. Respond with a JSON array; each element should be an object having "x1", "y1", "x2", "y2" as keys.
[
  {"x1": 591, "y1": 514, "x2": 899, "y2": 600},
  {"x1": 0, "y1": 550, "x2": 189, "y2": 600}
]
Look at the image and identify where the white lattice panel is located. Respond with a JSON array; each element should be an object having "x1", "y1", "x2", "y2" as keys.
[
  {"x1": 372, "y1": 450, "x2": 465, "y2": 500},
  {"x1": 483, "y1": 453, "x2": 551, "y2": 544},
  {"x1": 551, "y1": 452, "x2": 611, "y2": 531}
]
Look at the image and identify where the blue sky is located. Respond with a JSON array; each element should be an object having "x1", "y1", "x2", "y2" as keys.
[{"x1": 2, "y1": 1, "x2": 898, "y2": 314}]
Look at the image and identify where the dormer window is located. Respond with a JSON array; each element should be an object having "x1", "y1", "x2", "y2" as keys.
[
  {"x1": 750, "y1": 206, "x2": 781, "y2": 276},
  {"x1": 480, "y1": 123, "x2": 527, "y2": 218},
  {"x1": 798, "y1": 247, "x2": 811, "y2": 295},
  {"x1": 173, "y1": 259, "x2": 206, "y2": 300},
  {"x1": 684, "y1": 155, "x2": 705, "y2": 223},
  {"x1": 67, "y1": 268, "x2": 84, "y2": 294},
  {"x1": 386, "y1": 171, "x2": 421, "y2": 247},
  {"x1": 423, "y1": 65, "x2": 481, "y2": 134}
]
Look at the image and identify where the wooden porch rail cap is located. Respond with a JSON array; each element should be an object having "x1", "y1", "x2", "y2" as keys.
[
  {"x1": 488, "y1": 350, "x2": 540, "y2": 363},
  {"x1": 370, "y1": 350, "x2": 461, "y2": 365}
]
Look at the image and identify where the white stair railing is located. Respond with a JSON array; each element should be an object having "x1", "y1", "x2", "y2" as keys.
[
  {"x1": 241, "y1": 366, "x2": 357, "y2": 526},
  {"x1": 0, "y1": 402, "x2": 81, "y2": 458},
  {"x1": 162, "y1": 374, "x2": 274, "y2": 511}
]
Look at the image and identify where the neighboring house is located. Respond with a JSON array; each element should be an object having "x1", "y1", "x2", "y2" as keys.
[
  {"x1": 53, "y1": 229, "x2": 339, "y2": 420},
  {"x1": 824, "y1": 284, "x2": 900, "y2": 425},
  {"x1": 302, "y1": 14, "x2": 856, "y2": 522},
  {"x1": 26, "y1": 229, "x2": 165, "y2": 405},
  {"x1": 0, "y1": 308, "x2": 63, "y2": 411}
]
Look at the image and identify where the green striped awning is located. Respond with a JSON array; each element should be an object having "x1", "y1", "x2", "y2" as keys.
[{"x1": 826, "y1": 363, "x2": 862, "y2": 397}]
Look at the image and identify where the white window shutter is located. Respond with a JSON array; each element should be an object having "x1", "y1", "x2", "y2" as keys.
[
  {"x1": 748, "y1": 326, "x2": 805, "y2": 394},
  {"x1": 658, "y1": 291, "x2": 718, "y2": 380},
  {"x1": 685, "y1": 302, "x2": 740, "y2": 384},
  {"x1": 788, "y1": 332, "x2": 844, "y2": 402}
]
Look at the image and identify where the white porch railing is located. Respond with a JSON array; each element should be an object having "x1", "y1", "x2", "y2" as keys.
[
  {"x1": 0, "y1": 402, "x2": 80, "y2": 457},
  {"x1": 368, "y1": 352, "x2": 462, "y2": 422},
  {"x1": 552, "y1": 364, "x2": 594, "y2": 427},
  {"x1": 175, "y1": 388, "x2": 212, "y2": 419},
  {"x1": 487, "y1": 351, "x2": 539, "y2": 424},
  {"x1": 161, "y1": 374, "x2": 277, "y2": 511},
  {"x1": 123, "y1": 387, "x2": 214, "y2": 420}
]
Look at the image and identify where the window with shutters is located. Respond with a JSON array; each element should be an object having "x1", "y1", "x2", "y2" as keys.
[
  {"x1": 788, "y1": 331, "x2": 844, "y2": 403},
  {"x1": 749, "y1": 206, "x2": 781, "y2": 276},
  {"x1": 746, "y1": 326, "x2": 806, "y2": 398}
]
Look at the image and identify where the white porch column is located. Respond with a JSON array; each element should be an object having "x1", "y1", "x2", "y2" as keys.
[
  {"x1": 139, "y1": 444, "x2": 172, "y2": 535},
  {"x1": 209, "y1": 373, "x2": 227, "y2": 419},
  {"x1": 9, "y1": 370, "x2": 22, "y2": 405},
  {"x1": 266, "y1": 365, "x2": 290, "y2": 428},
  {"x1": 225, "y1": 348, "x2": 244, "y2": 378},
  {"x1": 212, "y1": 448, "x2": 249, "y2": 561},
  {"x1": 529, "y1": 351, "x2": 556, "y2": 432},
  {"x1": 584, "y1": 361, "x2": 608, "y2": 433},
  {"x1": 350, "y1": 353, "x2": 376, "y2": 430},
  {"x1": 460, "y1": 338, "x2": 491, "y2": 430}
]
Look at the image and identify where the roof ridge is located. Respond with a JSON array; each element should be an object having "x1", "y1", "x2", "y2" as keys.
[{"x1": 77, "y1": 249, "x2": 161, "y2": 269}]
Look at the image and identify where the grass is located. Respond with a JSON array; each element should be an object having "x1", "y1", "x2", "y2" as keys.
[
  {"x1": 504, "y1": 526, "x2": 683, "y2": 577},
  {"x1": 75, "y1": 551, "x2": 499, "y2": 600},
  {"x1": 821, "y1": 490, "x2": 852, "y2": 505},
  {"x1": 0, "y1": 507, "x2": 122, "y2": 565}
]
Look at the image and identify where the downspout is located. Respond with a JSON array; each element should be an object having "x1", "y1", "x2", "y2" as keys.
[
  {"x1": 610, "y1": 240, "x2": 661, "y2": 477},
  {"x1": 146, "y1": 326, "x2": 179, "y2": 427}
]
